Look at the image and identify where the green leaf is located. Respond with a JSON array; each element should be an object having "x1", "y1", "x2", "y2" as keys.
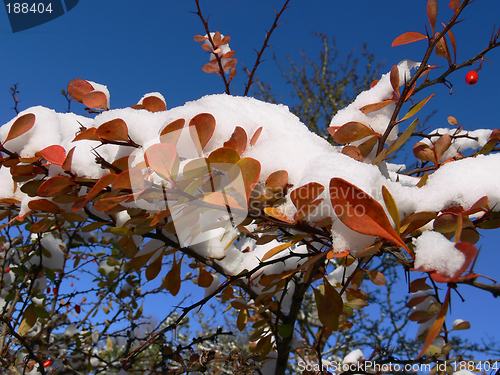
[
  {"x1": 277, "y1": 324, "x2": 293, "y2": 338},
  {"x1": 400, "y1": 94, "x2": 435, "y2": 122}
]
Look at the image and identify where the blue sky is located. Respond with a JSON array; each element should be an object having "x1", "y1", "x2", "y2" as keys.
[{"x1": 1, "y1": 0, "x2": 499, "y2": 353}]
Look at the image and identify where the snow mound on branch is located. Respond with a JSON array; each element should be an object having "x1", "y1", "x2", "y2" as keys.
[{"x1": 413, "y1": 231, "x2": 465, "y2": 277}]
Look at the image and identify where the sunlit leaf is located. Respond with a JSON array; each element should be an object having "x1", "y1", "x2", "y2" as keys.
[
  {"x1": 449, "y1": 0, "x2": 460, "y2": 12},
  {"x1": 427, "y1": 0, "x2": 438, "y2": 35},
  {"x1": 368, "y1": 270, "x2": 386, "y2": 286},
  {"x1": 382, "y1": 186, "x2": 400, "y2": 233},
  {"x1": 416, "y1": 288, "x2": 450, "y2": 359},
  {"x1": 401, "y1": 211, "x2": 437, "y2": 236},
  {"x1": 18, "y1": 305, "x2": 38, "y2": 336},
  {"x1": 400, "y1": 94, "x2": 435, "y2": 122},
  {"x1": 4, "y1": 113, "x2": 36, "y2": 143},
  {"x1": 37, "y1": 145, "x2": 66, "y2": 165},
  {"x1": 67, "y1": 78, "x2": 93, "y2": 103},
  {"x1": 230, "y1": 158, "x2": 260, "y2": 202},
  {"x1": 390, "y1": 65, "x2": 400, "y2": 98},
  {"x1": 341, "y1": 145, "x2": 363, "y2": 162},
  {"x1": 160, "y1": 119, "x2": 185, "y2": 145},
  {"x1": 223, "y1": 126, "x2": 247, "y2": 155},
  {"x1": 143, "y1": 96, "x2": 166, "y2": 112},
  {"x1": 359, "y1": 100, "x2": 396, "y2": 115},
  {"x1": 330, "y1": 178, "x2": 409, "y2": 253},
  {"x1": 392, "y1": 31, "x2": 428, "y2": 47},
  {"x1": 202, "y1": 63, "x2": 219, "y2": 74},
  {"x1": 72, "y1": 128, "x2": 100, "y2": 142},
  {"x1": 263, "y1": 207, "x2": 296, "y2": 224},
  {"x1": 28, "y1": 199, "x2": 62, "y2": 214},
  {"x1": 290, "y1": 182, "x2": 324, "y2": 210},
  {"x1": 208, "y1": 147, "x2": 240, "y2": 167},
  {"x1": 37, "y1": 176, "x2": 75, "y2": 197},
  {"x1": 434, "y1": 134, "x2": 452, "y2": 163},
  {"x1": 223, "y1": 58, "x2": 237, "y2": 70},
  {"x1": 144, "y1": 143, "x2": 179, "y2": 185},
  {"x1": 387, "y1": 118, "x2": 419, "y2": 156},
  {"x1": 265, "y1": 170, "x2": 288, "y2": 192},
  {"x1": 189, "y1": 113, "x2": 216, "y2": 155},
  {"x1": 250, "y1": 127, "x2": 263, "y2": 146},
  {"x1": 193, "y1": 34, "x2": 207, "y2": 42},
  {"x1": 331, "y1": 122, "x2": 376, "y2": 144},
  {"x1": 96, "y1": 119, "x2": 129, "y2": 142},
  {"x1": 413, "y1": 142, "x2": 437, "y2": 164},
  {"x1": 83, "y1": 91, "x2": 109, "y2": 110}
]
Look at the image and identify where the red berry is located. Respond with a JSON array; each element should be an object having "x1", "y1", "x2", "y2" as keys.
[
  {"x1": 4, "y1": 267, "x2": 10, "y2": 273},
  {"x1": 466, "y1": 70, "x2": 478, "y2": 85},
  {"x1": 53, "y1": 288, "x2": 58, "y2": 295},
  {"x1": 75, "y1": 304, "x2": 81, "y2": 314},
  {"x1": 47, "y1": 287, "x2": 51, "y2": 294},
  {"x1": 43, "y1": 359, "x2": 52, "y2": 367},
  {"x1": 71, "y1": 282, "x2": 74, "y2": 287}
]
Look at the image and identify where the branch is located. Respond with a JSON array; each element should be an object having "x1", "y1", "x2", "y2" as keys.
[{"x1": 244, "y1": 0, "x2": 291, "y2": 96}]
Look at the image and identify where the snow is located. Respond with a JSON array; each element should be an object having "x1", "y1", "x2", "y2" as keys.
[
  {"x1": 0, "y1": 61, "x2": 499, "y2": 289},
  {"x1": 413, "y1": 231, "x2": 465, "y2": 277}
]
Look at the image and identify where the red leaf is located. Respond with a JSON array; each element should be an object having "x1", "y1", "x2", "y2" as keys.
[
  {"x1": 37, "y1": 145, "x2": 66, "y2": 165},
  {"x1": 331, "y1": 122, "x2": 377, "y2": 144},
  {"x1": 223, "y1": 126, "x2": 248, "y2": 156},
  {"x1": 329, "y1": 178, "x2": 409, "y2": 253},
  {"x1": 71, "y1": 174, "x2": 117, "y2": 212},
  {"x1": 160, "y1": 119, "x2": 185, "y2": 145},
  {"x1": 427, "y1": 0, "x2": 438, "y2": 35},
  {"x1": 193, "y1": 35, "x2": 207, "y2": 42},
  {"x1": 189, "y1": 113, "x2": 216, "y2": 155},
  {"x1": 230, "y1": 158, "x2": 261, "y2": 202},
  {"x1": 290, "y1": 182, "x2": 324, "y2": 210},
  {"x1": 250, "y1": 127, "x2": 263, "y2": 147},
  {"x1": 449, "y1": 0, "x2": 460, "y2": 13},
  {"x1": 360, "y1": 100, "x2": 396, "y2": 115},
  {"x1": 223, "y1": 58, "x2": 237, "y2": 70},
  {"x1": 37, "y1": 176, "x2": 75, "y2": 197},
  {"x1": 67, "y1": 79, "x2": 93, "y2": 103},
  {"x1": 28, "y1": 199, "x2": 62, "y2": 214},
  {"x1": 144, "y1": 143, "x2": 179, "y2": 185},
  {"x1": 392, "y1": 32, "x2": 428, "y2": 47},
  {"x1": 62, "y1": 146, "x2": 76, "y2": 172},
  {"x1": 72, "y1": 128, "x2": 100, "y2": 142},
  {"x1": 390, "y1": 65, "x2": 400, "y2": 98},
  {"x1": 202, "y1": 63, "x2": 220, "y2": 74},
  {"x1": 83, "y1": 91, "x2": 108, "y2": 110},
  {"x1": 143, "y1": 96, "x2": 166, "y2": 112},
  {"x1": 416, "y1": 288, "x2": 450, "y2": 359},
  {"x1": 4, "y1": 113, "x2": 36, "y2": 143},
  {"x1": 341, "y1": 145, "x2": 363, "y2": 162},
  {"x1": 96, "y1": 119, "x2": 129, "y2": 142},
  {"x1": 265, "y1": 170, "x2": 288, "y2": 192}
]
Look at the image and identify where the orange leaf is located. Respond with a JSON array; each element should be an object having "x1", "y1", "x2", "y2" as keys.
[
  {"x1": 223, "y1": 58, "x2": 237, "y2": 70},
  {"x1": 392, "y1": 31, "x2": 428, "y2": 47},
  {"x1": 261, "y1": 240, "x2": 296, "y2": 262},
  {"x1": 71, "y1": 174, "x2": 117, "y2": 212},
  {"x1": 413, "y1": 142, "x2": 437, "y2": 163},
  {"x1": 96, "y1": 119, "x2": 129, "y2": 142},
  {"x1": 222, "y1": 50, "x2": 236, "y2": 59},
  {"x1": 144, "y1": 143, "x2": 179, "y2": 185},
  {"x1": 331, "y1": 122, "x2": 376, "y2": 144},
  {"x1": 294, "y1": 198, "x2": 323, "y2": 221},
  {"x1": 250, "y1": 127, "x2": 263, "y2": 147},
  {"x1": 390, "y1": 65, "x2": 400, "y2": 98},
  {"x1": 329, "y1": 178, "x2": 409, "y2": 253},
  {"x1": 341, "y1": 145, "x2": 363, "y2": 162},
  {"x1": 93, "y1": 195, "x2": 129, "y2": 211},
  {"x1": 62, "y1": 146, "x2": 75, "y2": 172},
  {"x1": 4, "y1": 113, "x2": 36, "y2": 143},
  {"x1": 37, "y1": 176, "x2": 75, "y2": 197},
  {"x1": 72, "y1": 128, "x2": 100, "y2": 142},
  {"x1": 264, "y1": 207, "x2": 296, "y2": 224},
  {"x1": 368, "y1": 270, "x2": 386, "y2": 286},
  {"x1": 67, "y1": 79, "x2": 93, "y2": 103},
  {"x1": 202, "y1": 64, "x2": 220, "y2": 74},
  {"x1": 83, "y1": 91, "x2": 108, "y2": 110},
  {"x1": 449, "y1": 0, "x2": 460, "y2": 13},
  {"x1": 164, "y1": 255, "x2": 181, "y2": 296},
  {"x1": 223, "y1": 126, "x2": 247, "y2": 156},
  {"x1": 416, "y1": 288, "x2": 450, "y2": 359},
  {"x1": 189, "y1": 113, "x2": 216, "y2": 155},
  {"x1": 434, "y1": 35, "x2": 451, "y2": 64},
  {"x1": 143, "y1": 96, "x2": 166, "y2": 112},
  {"x1": 208, "y1": 147, "x2": 240, "y2": 167},
  {"x1": 193, "y1": 35, "x2": 207, "y2": 42},
  {"x1": 434, "y1": 134, "x2": 452, "y2": 163},
  {"x1": 290, "y1": 182, "x2": 324, "y2": 210},
  {"x1": 146, "y1": 253, "x2": 164, "y2": 281},
  {"x1": 198, "y1": 267, "x2": 214, "y2": 288},
  {"x1": 28, "y1": 199, "x2": 62, "y2": 214},
  {"x1": 230, "y1": 158, "x2": 261, "y2": 202},
  {"x1": 358, "y1": 136, "x2": 378, "y2": 157},
  {"x1": 359, "y1": 100, "x2": 396, "y2": 115},
  {"x1": 265, "y1": 170, "x2": 288, "y2": 192},
  {"x1": 160, "y1": 119, "x2": 185, "y2": 145},
  {"x1": 427, "y1": 0, "x2": 438, "y2": 35},
  {"x1": 37, "y1": 145, "x2": 66, "y2": 165}
]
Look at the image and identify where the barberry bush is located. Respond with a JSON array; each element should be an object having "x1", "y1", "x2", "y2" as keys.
[{"x1": 1, "y1": 1, "x2": 500, "y2": 374}]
